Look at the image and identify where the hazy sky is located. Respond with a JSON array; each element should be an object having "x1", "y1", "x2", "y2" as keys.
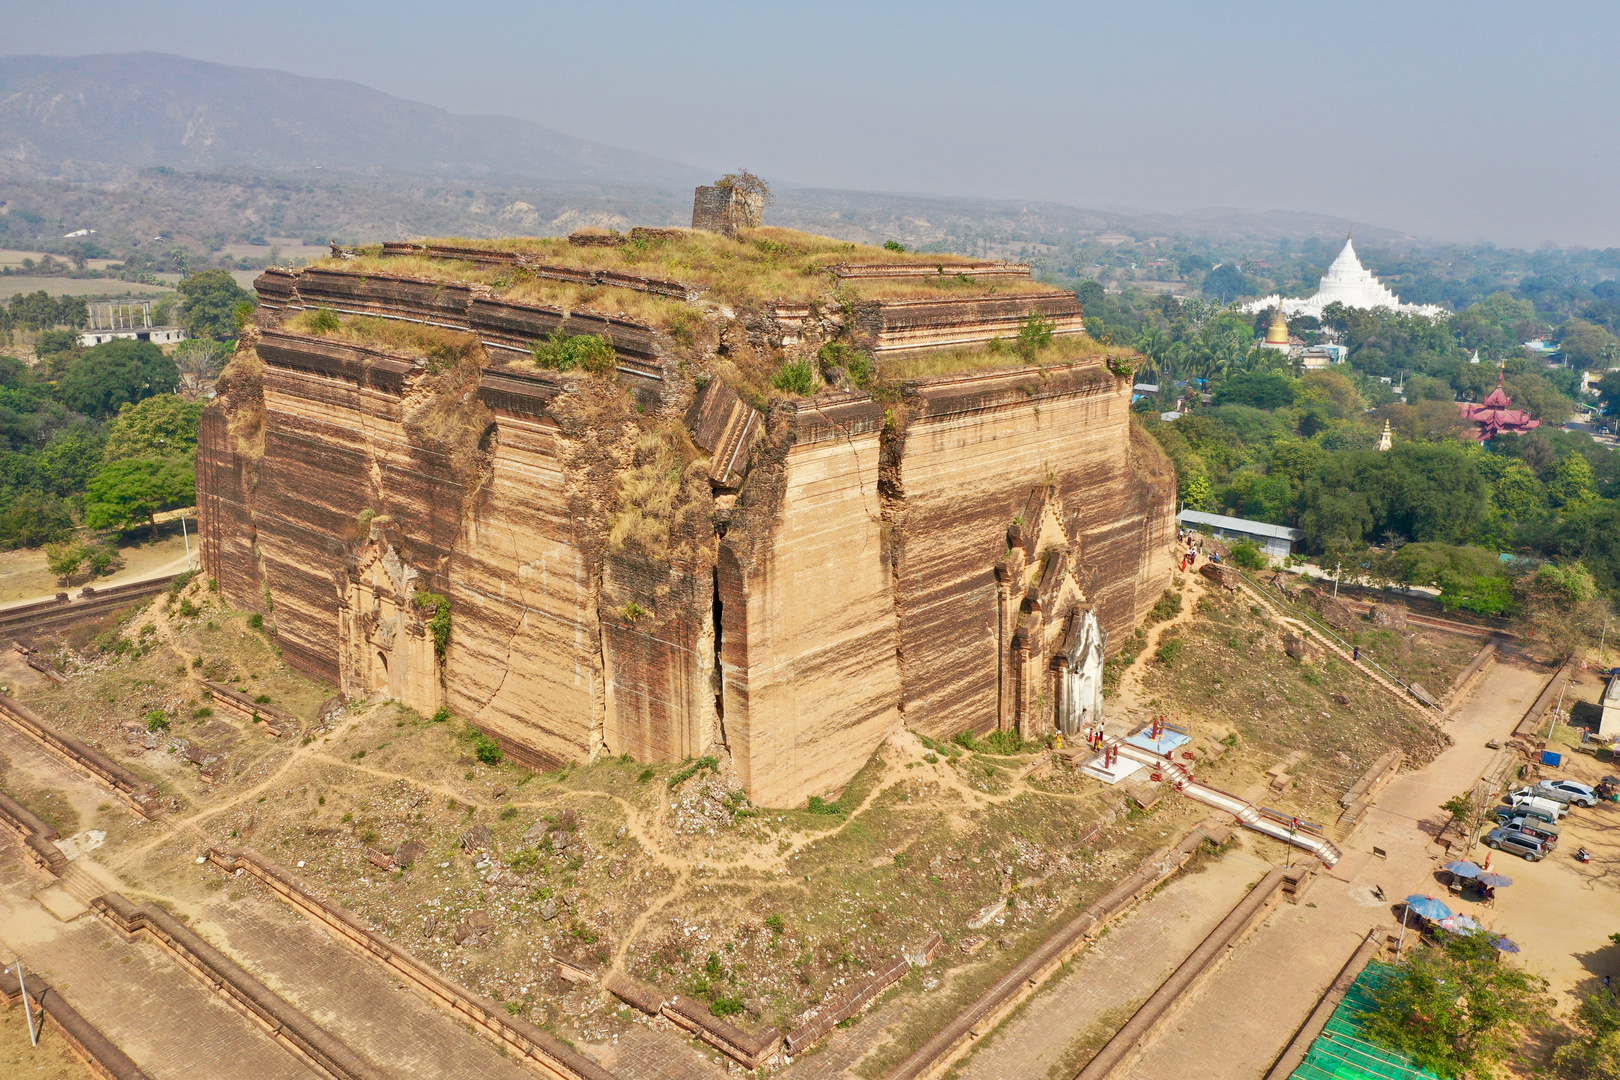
[{"x1": 9, "y1": 0, "x2": 1618, "y2": 247}]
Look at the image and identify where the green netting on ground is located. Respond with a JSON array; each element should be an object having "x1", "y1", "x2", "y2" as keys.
[{"x1": 1290, "y1": 962, "x2": 1443, "y2": 1080}]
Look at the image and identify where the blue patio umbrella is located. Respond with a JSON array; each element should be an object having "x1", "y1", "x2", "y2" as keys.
[
  {"x1": 1476, "y1": 872, "x2": 1513, "y2": 888},
  {"x1": 1491, "y1": 935, "x2": 1522, "y2": 953},
  {"x1": 1443, "y1": 861, "x2": 1482, "y2": 879},
  {"x1": 1405, "y1": 895, "x2": 1454, "y2": 921}
]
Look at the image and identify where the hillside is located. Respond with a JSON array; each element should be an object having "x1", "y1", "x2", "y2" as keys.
[{"x1": 0, "y1": 52, "x2": 710, "y2": 188}]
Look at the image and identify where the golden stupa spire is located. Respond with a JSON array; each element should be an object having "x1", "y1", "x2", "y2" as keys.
[{"x1": 1265, "y1": 303, "x2": 1290, "y2": 346}]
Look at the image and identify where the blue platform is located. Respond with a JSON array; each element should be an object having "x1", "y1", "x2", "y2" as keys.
[{"x1": 1126, "y1": 728, "x2": 1191, "y2": 755}]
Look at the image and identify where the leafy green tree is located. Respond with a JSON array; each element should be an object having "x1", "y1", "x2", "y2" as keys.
[
  {"x1": 0, "y1": 491, "x2": 75, "y2": 549},
  {"x1": 102, "y1": 395, "x2": 203, "y2": 462},
  {"x1": 54, "y1": 339, "x2": 179, "y2": 417},
  {"x1": 1598, "y1": 369, "x2": 1620, "y2": 418},
  {"x1": 1296, "y1": 369, "x2": 1365, "y2": 417},
  {"x1": 34, "y1": 330, "x2": 79, "y2": 358},
  {"x1": 36, "y1": 429, "x2": 105, "y2": 497},
  {"x1": 84, "y1": 455, "x2": 194, "y2": 539},
  {"x1": 1358, "y1": 931, "x2": 1553, "y2": 1079},
  {"x1": 1485, "y1": 459, "x2": 1545, "y2": 523},
  {"x1": 1202, "y1": 264, "x2": 1254, "y2": 303},
  {"x1": 1554, "y1": 988, "x2": 1620, "y2": 1078},
  {"x1": 1515, "y1": 561, "x2": 1603, "y2": 661},
  {"x1": 1227, "y1": 539, "x2": 1267, "y2": 569},
  {"x1": 1549, "y1": 451, "x2": 1598, "y2": 509},
  {"x1": 177, "y1": 269, "x2": 255, "y2": 341},
  {"x1": 1385, "y1": 543, "x2": 1503, "y2": 587},
  {"x1": 1503, "y1": 371, "x2": 1574, "y2": 421},
  {"x1": 1558, "y1": 318, "x2": 1620, "y2": 370},
  {"x1": 1213, "y1": 370, "x2": 1296, "y2": 409},
  {"x1": 1178, "y1": 456, "x2": 1214, "y2": 511}
]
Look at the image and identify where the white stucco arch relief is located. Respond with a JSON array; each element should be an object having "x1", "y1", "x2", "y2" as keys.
[
  {"x1": 337, "y1": 520, "x2": 442, "y2": 711},
  {"x1": 998, "y1": 483, "x2": 1099, "y2": 737},
  {"x1": 1053, "y1": 608, "x2": 1106, "y2": 737}
]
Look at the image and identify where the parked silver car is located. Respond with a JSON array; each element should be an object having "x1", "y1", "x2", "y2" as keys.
[
  {"x1": 1484, "y1": 828, "x2": 1548, "y2": 862},
  {"x1": 1534, "y1": 779, "x2": 1597, "y2": 808}
]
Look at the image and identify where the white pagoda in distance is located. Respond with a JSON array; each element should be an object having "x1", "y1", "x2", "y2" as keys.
[{"x1": 1243, "y1": 236, "x2": 1444, "y2": 319}]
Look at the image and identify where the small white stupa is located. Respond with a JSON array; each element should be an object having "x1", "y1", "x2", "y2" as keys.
[{"x1": 1245, "y1": 235, "x2": 1444, "y2": 319}]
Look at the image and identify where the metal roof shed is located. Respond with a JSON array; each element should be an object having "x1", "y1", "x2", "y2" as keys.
[{"x1": 1178, "y1": 510, "x2": 1304, "y2": 562}]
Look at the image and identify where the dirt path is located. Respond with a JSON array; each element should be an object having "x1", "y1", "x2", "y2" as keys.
[{"x1": 1111, "y1": 572, "x2": 1208, "y2": 717}]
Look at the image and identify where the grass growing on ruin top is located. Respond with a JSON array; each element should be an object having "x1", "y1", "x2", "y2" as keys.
[
  {"x1": 316, "y1": 227, "x2": 1054, "y2": 311},
  {"x1": 286, "y1": 308, "x2": 481, "y2": 366},
  {"x1": 881, "y1": 334, "x2": 1116, "y2": 381}
]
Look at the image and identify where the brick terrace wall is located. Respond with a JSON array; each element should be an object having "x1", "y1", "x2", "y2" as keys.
[
  {"x1": 886, "y1": 825, "x2": 1218, "y2": 1080},
  {"x1": 0, "y1": 968, "x2": 153, "y2": 1080},
  {"x1": 0, "y1": 694, "x2": 158, "y2": 818},
  {"x1": 206, "y1": 849, "x2": 619, "y2": 1080},
  {"x1": 92, "y1": 892, "x2": 390, "y2": 1080}
]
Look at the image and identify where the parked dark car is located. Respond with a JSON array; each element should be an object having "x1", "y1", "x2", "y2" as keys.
[{"x1": 1484, "y1": 828, "x2": 1548, "y2": 862}]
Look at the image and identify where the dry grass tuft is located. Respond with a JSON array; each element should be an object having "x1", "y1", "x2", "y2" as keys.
[
  {"x1": 609, "y1": 426, "x2": 702, "y2": 558},
  {"x1": 215, "y1": 336, "x2": 267, "y2": 460}
]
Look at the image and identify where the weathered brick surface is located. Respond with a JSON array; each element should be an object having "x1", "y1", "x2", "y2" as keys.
[
  {"x1": 0, "y1": 836, "x2": 316, "y2": 1080},
  {"x1": 202, "y1": 262, "x2": 1174, "y2": 808}
]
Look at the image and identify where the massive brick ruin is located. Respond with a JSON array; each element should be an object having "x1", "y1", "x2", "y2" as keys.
[{"x1": 198, "y1": 214, "x2": 1175, "y2": 807}]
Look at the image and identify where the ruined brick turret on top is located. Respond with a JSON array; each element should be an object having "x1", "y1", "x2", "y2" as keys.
[{"x1": 198, "y1": 226, "x2": 1174, "y2": 808}]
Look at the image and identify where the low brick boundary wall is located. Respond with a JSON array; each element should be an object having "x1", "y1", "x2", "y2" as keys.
[
  {"x1": 1514, "y1": 660, "x2": 1573, "y2": 740},
  {"x1": 198, "y1": 679, "x2": 300, "y2": 737},
  {"x1": 1072, "y1": 867, "x2": 1291, "y2": 1080},
  {"x1": 0, "y1": 576, "x2": 178, "y2": 639},
  {"x1": 1335, "y1": 751, "x2": 1404, "y2": 840},
  {"x1": 1, "y1": 966, "x2": 153, "y2": 1080},
  {"x1": 1442, "y1": 636, "x2": 1501, "y2": 711},
  {"x1": 1262, "y1": 927, "x2": 1390, "y2": 1080},
  {"x1": 92, "y1": 892, "x2": 388, "y2": 1080},
  {"x1": 0, "y1": 694, "x2": 158, "y2": 818},
  {"x1": 884, "y1": 823, "x2": 1225, "y2": 1080},
  {"x1": 787, "y1": 934, "x2": 943, "y2": 1054},
  {"x1": 662, "y1": 994, "x2": 782, "y2": 1069},
  {"x1": 206, "y1": 848, "x2": 620, "y2": 1080},
  {"x1": 0, "y1": 790, "x2": 69, "y2": 875}
]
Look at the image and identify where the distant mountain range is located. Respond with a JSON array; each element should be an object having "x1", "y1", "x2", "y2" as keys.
[
  {"x1": 0, "y1": 52, "x2": 1417, "y2": 254},
  {"x1": 0, "y1": 52, "x2": 710, "y2": 189}
]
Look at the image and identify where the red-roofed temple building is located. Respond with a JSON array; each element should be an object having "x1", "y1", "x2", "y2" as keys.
[{"x1": 1457, "y1": 372, "x2": 1542, "y2": 440}]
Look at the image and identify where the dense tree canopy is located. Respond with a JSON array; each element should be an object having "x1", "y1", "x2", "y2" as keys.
[
  {"x1": 102, "y1": 395, "x2": 204, "y2": 461},
  {"x1": 176, "y1": 269, "x2": 255, "y2": 341},
  {"x1": 84, "y1": 455, "x2": 194, "y2": 540},
  {"x1": 54, "y1": 339, "x2": 180, "y2": 417}
]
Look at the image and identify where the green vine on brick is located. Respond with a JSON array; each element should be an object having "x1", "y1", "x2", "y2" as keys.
[{"x1": 415, "y1": 590, "x2": 452, "y2": 661}]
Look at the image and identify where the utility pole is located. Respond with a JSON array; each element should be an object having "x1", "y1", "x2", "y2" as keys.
[
  {"x1": 1333, "y1": 560, "x2": 1342, "y2": 599},
  {"x1": 180, "y1": 512, "x2": 193, "y2": 570},
  {"x1": 16, "y1": 959, "x2": 38, "y2": 1046}
]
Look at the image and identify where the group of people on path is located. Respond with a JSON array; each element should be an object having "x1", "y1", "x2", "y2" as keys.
[{"x1": 1176, "y1": 528, "x2": 1223, "y2": 574}]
